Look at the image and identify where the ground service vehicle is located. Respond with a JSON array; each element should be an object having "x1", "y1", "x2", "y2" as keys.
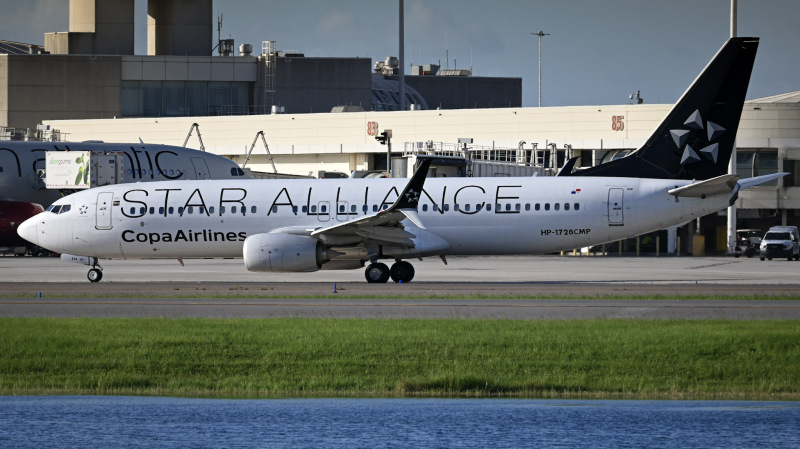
[
  {"x1": 733, "y1": 229, "x2": 761, "y2": 258},
  {"x1": 759, "y1": 226, "x2": 800, "y2": 261}
]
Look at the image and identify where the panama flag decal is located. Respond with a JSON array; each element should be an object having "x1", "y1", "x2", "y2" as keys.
[{"x1": 571, "y1": 189, "x2": 581, "y2": 194}]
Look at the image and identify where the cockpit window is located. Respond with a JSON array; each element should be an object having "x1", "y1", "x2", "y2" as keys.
[
  {"x1": 231, "y1": 167, "x2": 245, "y2": 176},
  {"x1": 46, "y1": 204, "x2": 71, "y2": 214}
]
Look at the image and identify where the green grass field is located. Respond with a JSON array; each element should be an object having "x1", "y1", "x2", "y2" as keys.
[{"x1": 1, "y1": 318, "x2": 798, "y2": 399}]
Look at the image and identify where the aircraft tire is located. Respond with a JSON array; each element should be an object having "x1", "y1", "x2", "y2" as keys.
[
  {"x1": 390, "y1": 261, "x2": 415, "y2": 283},
  {"x1": 365, "y1": 263, "x2": 390, "y2": 283},
  {"x1": 87, "y1": 268, "x2": 103, "y2": 283}
]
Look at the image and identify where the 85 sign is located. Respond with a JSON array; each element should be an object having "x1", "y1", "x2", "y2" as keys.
[{"x1": 611, "y1": 115, "x2": 624, "y2": 131}]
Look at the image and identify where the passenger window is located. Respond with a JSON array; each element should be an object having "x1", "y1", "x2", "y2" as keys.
[
  {"x1": 149, "y1": 207, "x2": 155, "y2": 215},
  {"x1": 476, "y1": 204, "x2": 482, "y2": 211},
  {"x1": 252, "y1": 206, "x2": 257, "y2": 214},
  {"x1": 219, "y1": 206, "x2": 225, "y2": 214},
  {"x1": 422, "y1": 204, "x2": 428, "y2": 212},
  {"x1": 311, "y1": 205, "x2": 317, "y2": 213},
  {"x1": 433, "y1": 204, "x2": 439, "y2": 212},
  {"x1": 486, "y1": 204, "x2": 492, "y2": 211},
  {"x1": 303, "y1": 206, "x2": 308, "y2": 213},
  {"x1": 159, "y1": 207, "x2": 165, "y2": 215},
  {"x1": 339, "y1": 205, "x2": 345, "y2": 213},
  {"x1": 575, "y1": 203, "x2": 580, "y2": 211},
  {"x1": 554, "y1": 203, "x2": 560, "y2": 211},
  {"x1": 515, "y1": 204, "x2": 521, "y2": 211},
  {"x1": 231, "y1": 206, "x2": 237, "y2": 214},
  {"x1": 372, "y1": 205, "x2": 378, "y2": 212},
  {"x1": 505, "y1": 204, "x2": 512, "y2": 212},
  {"x1": 272, "y1": 206, "x2": 278, "y2": 214},
  {"x1": 351, "y1": 205, "x2": 356, "y2": 213},
  {"x1": 209, "y1": 207, "x2": 215, "y2": 214},
  {"x1": 362, "y1": 205, "x2": 368, "y2": 213},
  {"x1": 321, "y1": 205, "x2": 328, "y2": 213},
  {"x1": 564, "y1": 203, "x2": 570, "y2": 211},
  {"x1": 544, "y1": 203, "x2": 550, "y2": 211},
  {"x1": 454, "y1": 204, "x2": 460, "y2": 212},
  {"x1": 292, "y1": 206, "x2": 298, "y2": 213},
  {"x1": 444, "y1": 204, "x2": 450, "y2": 212},
  {"x1": 464, "y1": 204, "x2": 470, "y2": 212},
  {"x1": 525, "y1": 204, "x2": 530, "y2": 211},
  {"x1": 168, "y1": 207, "x2": 174, "y2": 215},
  {"x1": 187, "y1": 206, "x2": 193, "y2": 214},
  {"x1": 178, "y1": 207, "x2": 184, "y2": 215},
  {"x1": 535, "y1": 203, "x2": 541, "y2": 211}
]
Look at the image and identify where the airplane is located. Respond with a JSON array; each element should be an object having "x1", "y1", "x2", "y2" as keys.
[
  {"x1": 18, "y1": 37, "x2": 777, "y2": 283},
  {"x1": 0, "y1": 140, "x2": 249, "y2": 254}
]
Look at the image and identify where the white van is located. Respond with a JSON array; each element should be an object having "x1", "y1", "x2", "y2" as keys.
[{"x1": 759, "y1": 226, "x2": 800, "y2": 261}]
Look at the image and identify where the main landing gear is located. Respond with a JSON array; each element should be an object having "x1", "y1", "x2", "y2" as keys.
[{"x1": 364, "y1": 260, "x2": 415, "y2": 283}]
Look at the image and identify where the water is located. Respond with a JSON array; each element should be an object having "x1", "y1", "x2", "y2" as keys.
[{"x1": 1, "y1": 397, "x2": 798, "y2": 448}]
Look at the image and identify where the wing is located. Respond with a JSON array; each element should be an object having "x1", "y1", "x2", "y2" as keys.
[{"x1": 309, "y1": 158, "x2": 434, "y2": 248}]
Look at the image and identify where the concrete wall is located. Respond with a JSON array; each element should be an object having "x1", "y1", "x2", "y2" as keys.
[
  {"x1": 4, "y1": 55, "x2": 121, "y2": 130},
  {"x1": 257, "y1": 57, "x2": 373, "y2": 114},
  {"x1": 47, "y1": 0, "x2": 135, "y2": 55},
  {"x1": 121, "y1": 56, "x2": 257, "y2": 81},
  {"x1": 399, "y1": 75, "x2": 522, "y2": 109},
  {"x1": 0, "y1": 56, "x2": 7, "y2": 127},
  {"x1": 147, "y1": 0, "x2": 213, "y2": 56}
]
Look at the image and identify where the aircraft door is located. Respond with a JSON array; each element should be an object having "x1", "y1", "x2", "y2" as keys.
[
  {"x1": 608, "y1": 188, "x2": 624, "y2": 225},
  {"x1": 191, "y1": 157, "x2": 210, "y2": 180},
  {"x1": 95, "y1": 192, "x2": 114, "y2": 230}
]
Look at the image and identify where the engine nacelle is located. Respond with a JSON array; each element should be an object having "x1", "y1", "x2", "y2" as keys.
[{"x1": 243, "y1": 233, "x2": 329, "y2": 272}]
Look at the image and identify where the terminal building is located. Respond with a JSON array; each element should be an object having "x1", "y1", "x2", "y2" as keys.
[{"x1": 2, "y1": 0, "x2": 800, "y2": 255}]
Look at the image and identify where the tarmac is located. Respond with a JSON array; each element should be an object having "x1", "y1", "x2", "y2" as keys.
[{"x1": 1, "y1": 254, "x2": 799, "y2": 319}]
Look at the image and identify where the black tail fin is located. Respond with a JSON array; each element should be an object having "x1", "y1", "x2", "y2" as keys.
[{"x1": 570, "y1": 37, "x2": 759, "y2": 180}]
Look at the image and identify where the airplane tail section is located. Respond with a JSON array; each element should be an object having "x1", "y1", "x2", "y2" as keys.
[{"x1": 570, "y1": 37, "x2": 759, "y2": 180}]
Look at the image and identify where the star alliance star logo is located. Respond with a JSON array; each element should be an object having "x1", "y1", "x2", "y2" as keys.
[
  {"x1": 404, "y1": 189, "x2": 420, "y2": 205},
  {"x1": 670, "y1": 109, "x2": 725, "y2": 166},
  {"x1": 79, "y1": 205, "x2": 88, "y2": 215}
]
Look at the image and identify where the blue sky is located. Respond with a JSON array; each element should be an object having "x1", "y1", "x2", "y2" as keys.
[{"x1": 4, "y1": 0, "x2": 799, "y2": 107}]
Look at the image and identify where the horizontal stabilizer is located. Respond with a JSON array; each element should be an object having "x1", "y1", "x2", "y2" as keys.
[
  {"x1": 736, "y1": 172, "x2": 788, "y2": 190},
  {"x1": 668, "y1": 174, "x2": 739, "y2": 198}
]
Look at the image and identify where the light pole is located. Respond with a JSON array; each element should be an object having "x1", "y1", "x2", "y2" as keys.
[{"x1": 531, "y1": 30, "x2": 549, "y2": 107}]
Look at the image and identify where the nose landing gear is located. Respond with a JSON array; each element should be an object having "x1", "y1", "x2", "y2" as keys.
[{"x1": 87, "y1": 262, "x2": 103, "y2": 282}]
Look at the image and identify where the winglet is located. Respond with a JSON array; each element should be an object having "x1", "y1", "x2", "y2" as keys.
[{"x1": 386, "y1": 157, "x2": 434, "y2": 211}]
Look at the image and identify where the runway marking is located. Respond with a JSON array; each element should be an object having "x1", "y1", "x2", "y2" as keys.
[{"x1": 2, "y1": 301, "x2": 800, "y2": 309}]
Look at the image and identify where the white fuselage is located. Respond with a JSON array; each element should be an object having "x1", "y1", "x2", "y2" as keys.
[{"x1": 23, "y1": 176, "x2": 728, "y2": 261}]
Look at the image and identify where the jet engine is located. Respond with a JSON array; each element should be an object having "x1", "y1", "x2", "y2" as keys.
[{"x1": 243, "y1": 233, "x2": 330, "y2": 272}]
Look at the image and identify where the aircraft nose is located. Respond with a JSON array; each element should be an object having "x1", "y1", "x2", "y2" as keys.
[{"x1": 17, "y1": 215, "x2": 39, "y2": 246}]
